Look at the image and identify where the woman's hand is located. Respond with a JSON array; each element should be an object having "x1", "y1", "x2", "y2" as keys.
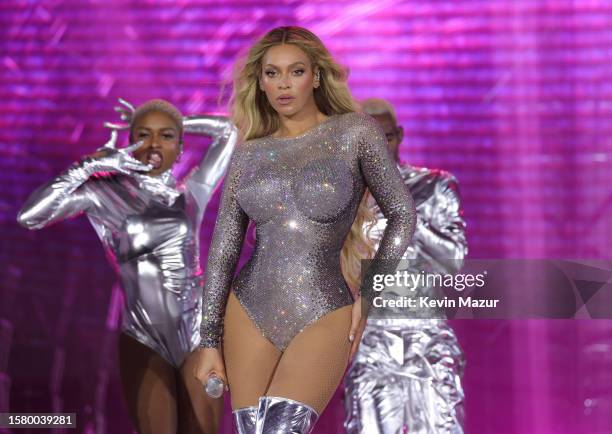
[
  {"x1": 348, "y1": 296, "x2": 368, "y2": 360},
  {"x1": 85, "y1": 129, "x2": 120, "y2": 159},
  {"x1": 83, "y1": 137, "x2": 152, "y2": 176},
  {"x1": 103, "y1": 98, "x2": 135, "y2": 131},
  {"x1": 193, "y1": 347, "x2": 229, "y2": 395}
]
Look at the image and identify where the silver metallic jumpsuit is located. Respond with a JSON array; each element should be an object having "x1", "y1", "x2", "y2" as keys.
[
  {"x1": 17, "y1": 116, "x2": 237, "y2": 368},
  {"x1": 344, "y1": 164, "x2": 468, "y2": 434}
]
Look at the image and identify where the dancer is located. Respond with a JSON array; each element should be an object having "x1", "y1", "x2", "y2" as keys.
[
  {"x1": 17, "y1": 99, "x2": 238, "y2": 434},
  {"x1": 192, "y1": 26, "x2": 416, "y2": 434},
  {"x1": 344, "y1": 98, "x2": 467, "y2": 434}
]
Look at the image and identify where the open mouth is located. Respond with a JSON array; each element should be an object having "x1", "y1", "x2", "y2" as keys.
[{"x1": 146, "y1": 150, "x2": 163, "y2": 169}]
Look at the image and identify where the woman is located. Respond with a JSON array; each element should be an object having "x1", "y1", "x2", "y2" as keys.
[
  {"x1": 17, "y1": 99, "x2": 238, "y2": 434},
  {"x1": 193, "y1": 27, "x2": 416, "y2": 433}
]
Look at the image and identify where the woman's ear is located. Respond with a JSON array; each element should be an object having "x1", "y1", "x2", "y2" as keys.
[
  {"x1": 313, "y1": 66, "x2": 321, "y2": 89},
  {"x1": 397, "y1": 125, "x2": 404, "y2": 143}
]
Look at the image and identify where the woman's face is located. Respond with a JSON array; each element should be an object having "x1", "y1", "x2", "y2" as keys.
[
  {"x1": 260, "y1": 43, "x2": 318, "y2": 118},
  {"x1": 131, "y1": 110, "x2": 180, "y2": 176}
]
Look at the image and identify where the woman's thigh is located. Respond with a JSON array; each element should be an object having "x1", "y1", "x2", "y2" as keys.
[
  {"x1": 176, "y1": 351, "x2": 224, "y2": 434},
  {"x1": 118, "y1": 332, "x2": 178, "y2": 434},
  {"x1": 223, "y1": 291, "x2": 282, "y2": 409},
  {"x1": 266, "y1": 304, "x2": 353, "y2": 414}
]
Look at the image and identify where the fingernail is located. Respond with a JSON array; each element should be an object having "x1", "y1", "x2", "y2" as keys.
[{"x1": 349, "y1": 334, "x2": 354, "y2": 342}]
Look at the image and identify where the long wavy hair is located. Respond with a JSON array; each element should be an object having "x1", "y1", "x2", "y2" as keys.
[{"x1": 230, "y1": 26, "x2": 375, "y2": 293}]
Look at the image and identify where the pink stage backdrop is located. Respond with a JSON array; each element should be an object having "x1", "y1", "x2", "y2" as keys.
[{"x1": 1, "y1": 1, "x2": 611, "y2": 433}]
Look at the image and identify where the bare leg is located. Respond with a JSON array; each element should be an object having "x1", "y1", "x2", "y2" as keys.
[
  {"x1": 223, "y1": 291, "x2": 353, "y2": 433},
  {"x1": 177, "y1": 350, "x2": 225, "y2": 434},
  {"x1": 266, "y1": 304, "x2": 353, "y2": 414},
  {"x1": 222, "y1": 291, "x2": 282, "y2": 409},
  {"x1": 118, "y1": 332, "x2": 178, "y2": 434}
]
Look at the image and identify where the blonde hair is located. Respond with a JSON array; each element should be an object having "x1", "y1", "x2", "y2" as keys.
[
  {"x1": 361, "y1": 98, "x2": 398, "y2": 125},
  {"x1": 230, "y1": 26, "x2": 375, "y2": 293}
]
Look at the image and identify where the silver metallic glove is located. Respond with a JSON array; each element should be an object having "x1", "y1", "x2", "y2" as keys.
[
  {"x1": 84, "y1": 138, "x2": 152, "y2": 177},
  {"x1": 17, "y1": 130, "x2": 150, "y2": 229},
  {"x1": 103, "y1": 98, "x2": 134, "y2": 131}
]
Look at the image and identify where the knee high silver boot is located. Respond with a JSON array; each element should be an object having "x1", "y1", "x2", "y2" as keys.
[
  {"x1": 233, "y1": 406, "x2": 257, "y2": 434},
  {"x1": 255, "y1": 396, "x2": 319, "y2": 434}
]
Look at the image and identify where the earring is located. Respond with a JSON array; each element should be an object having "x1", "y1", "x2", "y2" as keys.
[
  {"x1": 176, "y1": 143, "x2": 184, "y2": 162},
  {"x1": 314, "y1": 71, "x2": 321, "y2": 88}
]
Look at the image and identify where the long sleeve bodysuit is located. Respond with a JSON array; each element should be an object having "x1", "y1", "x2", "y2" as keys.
[
  {"x1": 18, "y1": 116, "x2": 237, "y2": 367},
  {"x1": 199, "y1": 112, "x2": 416, "y2": 351}
]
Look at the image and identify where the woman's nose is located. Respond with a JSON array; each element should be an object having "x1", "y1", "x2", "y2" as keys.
[
  {"x1": 138, "y1": 138, "x2": 159, "y2": 150},
  {"x1": 278, "y1": 74, "x2": 291, "y2": 89},
  {"x1": 149, "y1": 136, "x2": 162, "y2": 148}
]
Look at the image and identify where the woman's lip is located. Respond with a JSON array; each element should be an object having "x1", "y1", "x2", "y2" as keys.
[
  {"x1": 147, "y1": 151, "x2": 163, "y2": 169},
  {"x1": 276, "y1": 96, "x2": 295, "y2": 105}
]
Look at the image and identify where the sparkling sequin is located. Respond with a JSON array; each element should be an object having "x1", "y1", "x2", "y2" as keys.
[{"x1": 200, "y1": 112, "x2": 416, "y2": 349}]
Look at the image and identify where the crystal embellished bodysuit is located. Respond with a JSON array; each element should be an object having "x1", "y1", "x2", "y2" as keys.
[
  {"x1": 200, "y1": 112, "x2": 417, "y2": 351},
  {"x1": 18, "y1": 116, "x2": 237, "y2": 367}
]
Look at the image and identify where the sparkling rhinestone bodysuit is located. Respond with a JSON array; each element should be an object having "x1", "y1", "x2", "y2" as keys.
[{"x1": 200, "y1": 112, "x2": 416, "y2": 350}]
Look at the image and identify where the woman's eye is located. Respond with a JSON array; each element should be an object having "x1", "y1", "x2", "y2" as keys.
[
  {"x1": 138, "y1": 133, "x2": 148, "y2": 138},
  {"x1": 265, "y1": 70, "x2": 277, "y2": 77},
  {"x1": 293, "y1": 69, "x2": 305, "y2": 76},
  {"x1": 163, "y1": 134, "x2": 174, "y2": 140}
]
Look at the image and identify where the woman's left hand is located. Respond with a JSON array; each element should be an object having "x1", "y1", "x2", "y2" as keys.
[{"x1": 348, "y1": 296, "x2": 367, "y2": 360}]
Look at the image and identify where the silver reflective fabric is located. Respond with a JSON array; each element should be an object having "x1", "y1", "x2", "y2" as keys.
[
  {"x1": 233, "y1": 406, "x2": 257, "y2": 434},
  {"x1": 199, "y1": 112, "x2": 416, "y2": 349},
  {"x1": 255, "y1": 396, "x2": 318, "y2": 434},
  {"x1": 18, "y1": 116, "x2": 237, "y2": 368},
  {"x1": 345, "y1": 164, "x2": 467, "y2": 434}
]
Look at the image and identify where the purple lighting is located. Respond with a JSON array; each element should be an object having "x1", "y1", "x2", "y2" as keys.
[{"x1": 1, "y1": 1, "x2": 611, "y2": 433}]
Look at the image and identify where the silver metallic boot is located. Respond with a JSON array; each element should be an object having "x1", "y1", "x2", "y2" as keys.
[
  {"x1": 255, "y1": 396, "x2": 319, "y2": 434},
  {"x1": 233, "y1": 406, "x2": 258, "y2": 434}
]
